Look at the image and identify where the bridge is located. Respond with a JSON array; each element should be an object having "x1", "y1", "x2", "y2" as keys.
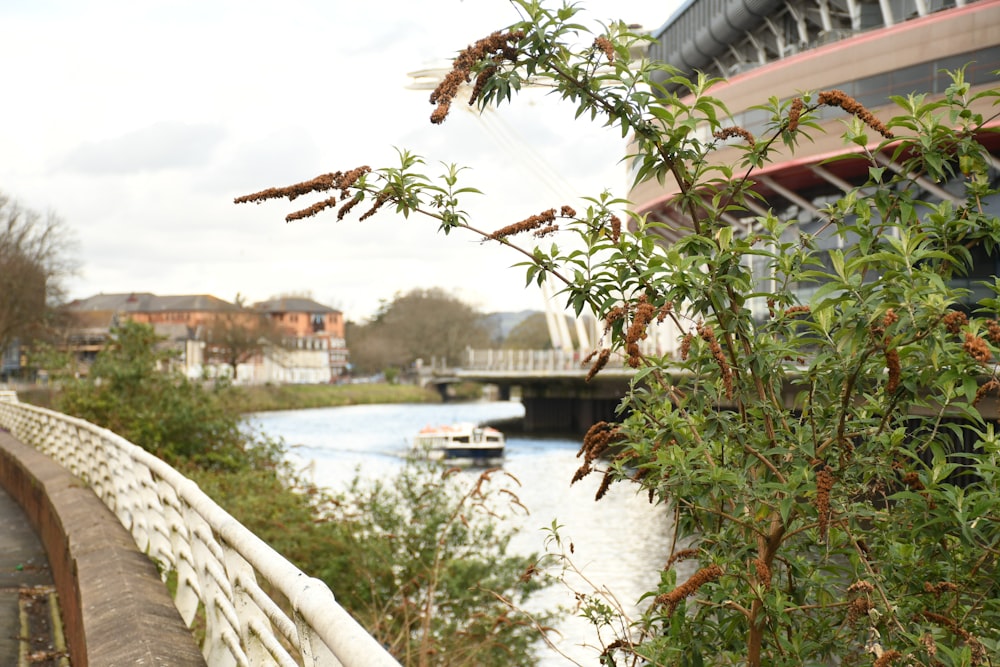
[
  {"x1": 424, "y1": 346, "x2": 1000, "y2": 435},
  {"x1": 0, "y1": 391, "x2": 399, "y2": 667},
  {"x1": 418, "y1": 348, "x2": 649, "y2": 434}
]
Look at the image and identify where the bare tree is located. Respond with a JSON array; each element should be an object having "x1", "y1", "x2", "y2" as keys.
[
  {"x1": 203, "y1": 308, "x2": 284, "y2": 377},
  {"x1": 0, "y1": 193, "x2": 77, "y2": 357}
]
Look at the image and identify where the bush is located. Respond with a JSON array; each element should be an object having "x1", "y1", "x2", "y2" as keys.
[
  {"x1": 236, "y1": 3, "x2": 1000, "y2": 664},
  {"x1": 57, "y1": 321, "x2": 266, "y2": 471},
  {"x1": 324, "y1": 460, "x2": 551, "y2": 665},
  {"x1": 57, "y1": 320, "x2": 552, "y2": 665},
  {"x1": 195, "y1": 456, "x2": 553, "y2": 666}
]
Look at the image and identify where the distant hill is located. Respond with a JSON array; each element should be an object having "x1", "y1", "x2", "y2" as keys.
[{"x1": 480, "y1": 310, "x2": 538, "y2": 344}]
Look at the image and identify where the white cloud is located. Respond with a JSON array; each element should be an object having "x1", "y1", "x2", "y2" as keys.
[{"x1": 60, "y1": 122, "x2": 226, "y2": 173}]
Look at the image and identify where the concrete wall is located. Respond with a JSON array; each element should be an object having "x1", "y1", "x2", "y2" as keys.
[{"x1": 0, "y1": 431, "x2": 204, "y2": 666}]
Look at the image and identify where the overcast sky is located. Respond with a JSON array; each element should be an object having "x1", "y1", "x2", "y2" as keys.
[{"x1": 1, "y1": 0, "x2": 676, "y2": 321}]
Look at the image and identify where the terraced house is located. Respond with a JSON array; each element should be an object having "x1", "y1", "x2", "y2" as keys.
[{"x1": 64, "y1": 292, "x2": 348, "y2": 383}]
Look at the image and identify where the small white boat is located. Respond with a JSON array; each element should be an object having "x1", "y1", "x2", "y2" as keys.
[{"x1": 412, "y1": 423, "x2": 505, "y2": 463}]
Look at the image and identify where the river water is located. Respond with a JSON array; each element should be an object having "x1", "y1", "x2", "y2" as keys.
[{"x1": 250, "y1": 400, "x2": 674, "y2": 665}]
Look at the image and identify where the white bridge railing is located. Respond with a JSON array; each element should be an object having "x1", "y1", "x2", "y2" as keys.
[
  {"x1": 423, "y1": 349, "x2": 628, "y2": 373},
  {"x1": 462, "y1": 348, "x2": 631, "y2": 373},
  {"x1": 0, "y1": 392, "x2": 398, "y2": 667}
]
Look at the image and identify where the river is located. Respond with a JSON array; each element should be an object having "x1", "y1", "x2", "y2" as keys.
[{"x1": 250, "y1": 400, "x2": 675, "y2": 665}]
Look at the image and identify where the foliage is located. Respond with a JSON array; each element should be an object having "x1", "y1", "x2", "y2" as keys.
[
  {"x1": 222, "y1": 381, "x2": 441, "y2": 413},
  {"x1": 236, "y1": 2, "x2": 1000, "y2": 664},
  {"x1": 193, "y1": 456, "x2": 553, "y2": 667},
  {"x1": 345, "y1": 287, "x2": 492, "y2": 374},
  {"x1": 25, "y1": 341, "x2": 78, "y2": 382},
  {"x1": 0, "y1": 193, "x2": 77, "y2": 360},
  {"x1": 56, "y1": 321, "x2": 267, "y2": 471},
  {"x1": 58, "y1": 320, "x2": 550, "y2": 665},
  {"x1": 319, "y1": 459, "x2": 553, "y2": 666}
]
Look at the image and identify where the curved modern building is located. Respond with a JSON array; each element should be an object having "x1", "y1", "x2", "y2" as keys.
[{"x1": 630, "y1": 0, "x2": 1000, "y2": 324}]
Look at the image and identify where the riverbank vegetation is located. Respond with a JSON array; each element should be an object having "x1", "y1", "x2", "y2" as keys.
[
  {"x1": 223, "y1": 382, "x2": 441, "y2": 413},
  {"x1": 17, "y1": 377, "x2": 495, "y2": 414},
  {"x1": 52, "y1": 320, "x2": 551, "y2": 665},
  {"x1": 239, "y1": 2, "x2": 1000, "y2": 664}
]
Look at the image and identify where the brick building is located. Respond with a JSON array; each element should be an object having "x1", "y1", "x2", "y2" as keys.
[{"x1": 63, "y1": 292, "x2": 349, "y2": 383}]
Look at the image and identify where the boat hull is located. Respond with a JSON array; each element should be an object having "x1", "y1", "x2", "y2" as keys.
[{"x1": 413, "y1": 423, "x2": 506, "y2": 464}]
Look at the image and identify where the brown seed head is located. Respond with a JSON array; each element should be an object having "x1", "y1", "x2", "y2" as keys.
[
  {"x1": 610, "y1": 215, "x2": 622, "y2": 242},
  {"x1": 817, "y1": 89, "x2": 894, "y2": 138},
  {"x1": 885, "y1": 347, "x2": 901, "y2": 394},
  {"x1": 787, "y1": 97, "x2": 804, "y2": 132},
  {"x1": 873, "y1": 650, "x2": 901, "y2": 667},
  {"x1": 429, "y1": 30, "x2": 524, "y2": 124},
  {"x1": 963, "y1": 332, "x2": 992, "y2": 364},
  {"x1": 784, "y1": 305, "x2": 811, "y2": 317},
  {"x1": 680, "y1": 332, "x2": 694, "y2": 361},
  {"x1": 974, "y1": 378, "x2": 1000, "y2": 407},
  {"x1": 585, "y1": 348, "x2": 611, "y2": 382},
  {"x1": 923, "y1": 581, "x2": 959, "y2": 598},
  {"x1": 698, "y1": 324, "x2": 733, "y2": 399},
  {"x1": 942, "y1": 310, "x2": 968, "y2": 334},
  {"x1": 665, "y1": 548, "x2": 699, "y2": 569},
  {"x1": 815, "y1": 465, "x2": 835, "y2": 539},
  {"x1": 595, "y1": 470, "x2": 614, "y2": 501},
  {"x1": 488, "y1": 208, "x2": 557, "y2": 241},
  {"x1": 625, "y1": 297, "x2": 657, "y2": 368},
  {"x1": 359, "y1": 190, "x2": 392, "y2": 221},
  {"x1": 713, "y1": 125, "x2": 756, "y2": 146},
  {"x1": 753, "y1": 557, "x2": 772, "y2": 589},
  {"x1": 593, "y1": 36, "x2": 615, "y2": 62},
  {"x1": 654, "y1": 565, "x2": 723, "y2": 616}
]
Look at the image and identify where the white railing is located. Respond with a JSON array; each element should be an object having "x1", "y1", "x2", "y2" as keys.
[
  {"x1": 0, "y1": 392, "x2": 399, "y2": 667},
  {"x1": 463, "y1": 348, "x2": 631, "y2": 372}
]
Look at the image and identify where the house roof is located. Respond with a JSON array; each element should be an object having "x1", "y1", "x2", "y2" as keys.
[
  {"x1": 67, "y1": 293, "x2": 240, "y2": 313},
  {"x1": 253, "y1": 297, "x2": 339, "y2": 315},
  {"x1": 67, "y1": 292, "x2": 156, "y2": 312}
]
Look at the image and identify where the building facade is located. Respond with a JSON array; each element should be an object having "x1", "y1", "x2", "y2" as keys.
[
  {"x1": 64, "y1": 293, "x2": 349, "y2": 383},
  {"x1": 252, "y1": 297, "x2": 350, "y2": 380},
  {"x1": 630, "y1": 0, "x2": 1000, "y2": 353}
]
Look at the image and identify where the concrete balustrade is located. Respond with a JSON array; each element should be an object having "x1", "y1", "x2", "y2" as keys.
[{"x1": 0, "y1": 393, "x2": 399, "y2": 667}]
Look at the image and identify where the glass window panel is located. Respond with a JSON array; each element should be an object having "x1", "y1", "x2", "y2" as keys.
[
  {"x1": 855, "y1": 73, "x2": 892, "y2": 107},
  {"x1": 891, "y1": 63, "x2": 933, "y2": 96}
]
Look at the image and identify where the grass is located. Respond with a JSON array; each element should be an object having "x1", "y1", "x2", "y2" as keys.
[
  {"x1": 15, "y1": 381, "x2": 495, "y2": 414},
  {"x1": 222, "y1": 383, "x2": 443, "y2": 413}
]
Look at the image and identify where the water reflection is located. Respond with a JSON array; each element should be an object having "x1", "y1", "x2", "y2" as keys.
[{"x1": 251, "y1": 401, "x2": 674, "y2": 665}]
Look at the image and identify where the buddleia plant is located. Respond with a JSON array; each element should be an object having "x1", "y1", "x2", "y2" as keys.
[{"x1": 238, "y1": 2, "x2": 1000, "y2": 665}]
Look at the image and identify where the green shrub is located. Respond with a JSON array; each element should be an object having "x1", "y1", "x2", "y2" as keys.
[
  {"x1": 195, "y1": 456, "x2": 554, "y2": 667},
  {"x1": 57, "y1": 321, "x2": 264, "y2": 471},
  {"x1": 57, "y1": 320, "x2": 552, "y2": 665},
  {"x1": 236, "y1": 3, "x2": 1000, "y2": 663}
]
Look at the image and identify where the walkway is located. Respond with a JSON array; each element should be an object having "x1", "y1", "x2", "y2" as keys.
[
  {"x1": 0, "y1": 485, "x2": 66, "y2": 665},
  {"x1": 0, "y1": 427, "x2": 205, "y2": 666}
]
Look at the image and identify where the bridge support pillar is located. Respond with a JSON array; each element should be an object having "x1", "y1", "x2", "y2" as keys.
[{"x1": 522, "y1": 394, "x2": 623, "y2": 435}]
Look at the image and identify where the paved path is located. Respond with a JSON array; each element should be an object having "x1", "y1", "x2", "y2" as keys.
[
  {"x1": 0, "y1": 428, "x2": 205, "y2": 666},
  {"x1": 0, "y1": 484, "x2": 63, "y2": 665}
]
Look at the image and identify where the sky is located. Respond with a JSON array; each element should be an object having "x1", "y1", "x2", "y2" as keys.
[{"x1": 1, "y1": 0, "x2": 677, "y2": 322}]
